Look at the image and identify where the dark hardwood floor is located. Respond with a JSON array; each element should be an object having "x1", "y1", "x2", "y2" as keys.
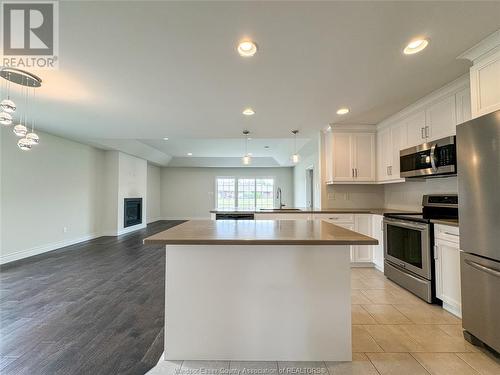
[{"x1": 0, "y1": 220, "x2": 184, "y2": 375}]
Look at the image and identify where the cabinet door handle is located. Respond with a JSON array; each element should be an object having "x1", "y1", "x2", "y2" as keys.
[
  {"x1": 434, "y1": 245, "x2": 439, "y2": 260},
  {"x1": 386, "y1": 166, "x2": 390, "y2": 176},
  {"x1": 352, "y1": 168, "x2": 354, "y2": 177},
  {"x1": 389, "y1": 166, "x2": 392, "y2": 175},
  {"x1": 421, "y1": 127, "x2": 425, "y2": 139},
  {"x1": 425, "y1": 126, "x2": 429, "y2": 138},
  {"x1": 355, "y1": 168, "x2": 358, "y2": 177}
]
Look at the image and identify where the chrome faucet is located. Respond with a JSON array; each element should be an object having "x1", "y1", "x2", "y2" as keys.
[{"x1": 276, "y1": 187, "x2": 285, "y2": 209}]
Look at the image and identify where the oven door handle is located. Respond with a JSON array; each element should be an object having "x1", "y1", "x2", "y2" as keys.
[
  {"x1": 384, "y1": 218, "x2": 428, "y2": 231},
  {"x1": 430, "y1": 143, "x2": 438, "y2": 172}
]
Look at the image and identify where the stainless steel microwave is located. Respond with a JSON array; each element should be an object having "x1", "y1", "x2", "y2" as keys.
[{"x1": 400, "y1": 136, "x2": 456, "y2": 178}]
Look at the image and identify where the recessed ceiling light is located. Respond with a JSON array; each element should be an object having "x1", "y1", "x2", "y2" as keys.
[
  {"x1": 403, "y1": 39, "x2": 429, "y2": 55},
  {"x1": 242, "y1": 108, "x2": 255, "y2": 116},
  {"x1": 163, "y1": 137, "x2": 169, "y2": 141},
  {"x1": 187, "y1": 152, "x2": 192, "y2": 156},
  {"x1": 336, "y1": 108, "x2": 349, "y2": 115},
  {"x1": 237, "y1": 40, "x2": 258, "y2": 57}
]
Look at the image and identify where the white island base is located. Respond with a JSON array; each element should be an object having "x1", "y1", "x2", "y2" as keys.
[{"x1": 164, "y1": 244, "x2": 352, "y2": 361}]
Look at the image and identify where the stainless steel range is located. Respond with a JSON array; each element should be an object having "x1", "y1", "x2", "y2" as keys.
[{"x1": 383, "y1": 194, "x2": 458, "y2": 303}]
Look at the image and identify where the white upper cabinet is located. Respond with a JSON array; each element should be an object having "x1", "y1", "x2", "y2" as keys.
[
  {"x1": 390, "y1": 121, "x2": 408, "y2": 178},
  {"x1": 353, "y1": 133, "x2": 376, "y2": 181},
  {"x1": 458, "y1": 30, "x2": 500, "y2": 118},
  {"x1": 323, "y1": 131, "x2": 334, "y2": 183},
  {"x1": 331, "y1": 133, "x2": 353, "y2": 182},
  {"x1": 425, "y1": 95, "x2": 457, "y2": 141},
  {"x1": 470, "y1": 48, "x2": 500, "y2": 118},
  {"x1": 376, "y1": 127, "x2": 392, "y2": 181},
  {"x1": 455, "y1": 87, "x2": 472, "y2": 125},
  {"x1": 329, "y1": 132, "x2": 375, "y2": 183},
  {"x1": 376, "y1": 123, "x2": 407, "y2": 181},
  {"x1": 405, "y1": 110, "x2": 427, "y2": 147}
]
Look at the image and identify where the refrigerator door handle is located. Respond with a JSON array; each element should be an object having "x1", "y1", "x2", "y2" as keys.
[{"x1": 464, "y1": 259, "x2": 500, "y2": 278}]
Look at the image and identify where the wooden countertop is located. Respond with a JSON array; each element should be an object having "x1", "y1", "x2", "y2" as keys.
[{"x1": 144, "y1": 220, "x2": 378, "y2": 246}]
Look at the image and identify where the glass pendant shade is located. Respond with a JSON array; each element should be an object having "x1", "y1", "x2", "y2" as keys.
[
  {"x1": 0, "y1": 111, "x2": 13, "y2": 126},
  {"x1": 26, "y1": 132, "x2": 39, "y2": 145},
  {"x1": 291, "y1": 153, "x2": 300, "y2": 164},
  {"x1": 17, "y1": 137, "x2": 32, "y2": 151},
  {"x1": 242, "y1": 155, "x2": 251, "y2": 165},
  {"x1": 13, "y1": 124, "x2": 27, "y2": 137},
  {"x1": 0, "y1": 99, "x2": 16, "y2": 113}
]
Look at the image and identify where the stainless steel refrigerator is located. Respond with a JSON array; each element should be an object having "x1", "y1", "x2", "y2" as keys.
[{"x1": 457, "y1": 109, "x2": 500, "y2": 353}]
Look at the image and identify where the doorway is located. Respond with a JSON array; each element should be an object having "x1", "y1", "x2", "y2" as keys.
[{"x1": 305, "y1": 166, "x2": 314, "y2": 209}]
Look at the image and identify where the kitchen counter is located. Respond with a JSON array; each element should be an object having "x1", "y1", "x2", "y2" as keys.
[
  {"x1": 210, "y1": 208, "x2": 419, "y2": 215},
  {"x1": 144, "y1": 219, "x2": 374, "y2": 361},
  {"x1": 431, "y1": 219, "x2": 459, "y2": 227},
  {"x1": 144, "y1": 219, "x2": 378, "y2": 246}
]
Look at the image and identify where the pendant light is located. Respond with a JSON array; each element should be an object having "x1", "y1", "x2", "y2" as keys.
[
  {"x1": 0, "y1": 72, "x2": 16, "y2": 113},
  {"x1": 14, "y1": 77, "x2": 28, "y2": 138},
  {"x1": 0, "y1": 111, "x2": 12, "y2": 126},
  {"x1": 242, "y1": 130, "x2": 251, "y2": 165},
  {"x1": 291, "y1": 130, "x2": 300, "y2": 164},
  {"x1": 25, "y1": 84, "x2": 39, "y2": 145},
  {"x1": 0, "y1": 67, "x2": 42, "y2": 150}
]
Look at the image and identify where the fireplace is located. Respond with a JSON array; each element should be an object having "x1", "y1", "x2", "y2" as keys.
[{"x1": 124, "y1": 198, "x2": 143, "y2": 228}]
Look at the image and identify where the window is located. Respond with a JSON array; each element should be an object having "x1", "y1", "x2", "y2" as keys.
[
  {"x1": 216, "y1": 177, "x2": 274, "y2": 210},
  {"x1": 216, "y1": 178, "x2": 236, "y2": 209}
]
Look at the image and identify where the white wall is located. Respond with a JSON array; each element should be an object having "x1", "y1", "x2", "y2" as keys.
[
  {"x1": 293, "y1": 138, "x2": 321, "y2": 208},
  {"x1": 160, "y1": 167, "x2": 294, "y2": 219},
  {"x1": 1, "y1": 128, "x2": 105, "y2": 264},
  {"x1": 384, "y1": 177, "x2": 458, "y2": 211},
  {"x1": 147, "y1": 164, "x2": 161, "y2": 223}
]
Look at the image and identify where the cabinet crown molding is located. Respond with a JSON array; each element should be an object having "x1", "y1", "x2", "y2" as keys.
[
  {"x1": 457, "y1": 29, "x2": 500, "y2": 63},
  {"x1": 328, "y1": 124, "x2": 377, "y2": 133},
  {"x1": 376, "y1": 74, "x2": 469, "y2": 131}
]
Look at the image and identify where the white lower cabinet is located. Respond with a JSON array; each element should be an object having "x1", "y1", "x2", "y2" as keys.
[
  {"x1": 371, "y1": 215, "x2": 384, "y2": 272},
  {"x1": 434, "y1": 224, "x2": 461, "y2": 317},
  {"x1": 352, "y1": 215, "x2": 373, "y2": 264}
]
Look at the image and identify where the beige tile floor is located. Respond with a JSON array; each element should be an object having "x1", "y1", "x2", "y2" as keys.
[{"x1": 148, "y1": 268, "x2": 500, "y2": 375}]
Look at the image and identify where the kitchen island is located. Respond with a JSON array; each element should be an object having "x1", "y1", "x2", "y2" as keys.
[{"x1": 144, "y1": 219, "x2": 377, "y2": 362}]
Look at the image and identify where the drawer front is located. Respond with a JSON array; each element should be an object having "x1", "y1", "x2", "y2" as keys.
[
  {"x1": 312, "y1": 213, "x2": 354, "y2": 222},
  {"x1": 435, "y1": 224, "x2": 460, "y2": 243}
]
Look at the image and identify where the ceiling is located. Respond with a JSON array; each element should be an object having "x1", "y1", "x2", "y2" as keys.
[{"x1": 10, "y1": 1, "x2": 500, "y2": 166}]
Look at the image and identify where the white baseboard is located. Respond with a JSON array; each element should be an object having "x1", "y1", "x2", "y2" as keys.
[
  {"x1": 101, "y1": 223, "x2": 147, "y2": 237},
  {"x1": 350, "y1": 262, "x2": 375, "y2": 268},
  {"x1": 0, "y1": 232, "x2": 101, "y2": 265},
  {"x1": 442, "y1": 301, "x2": 462, "y2": 318}
]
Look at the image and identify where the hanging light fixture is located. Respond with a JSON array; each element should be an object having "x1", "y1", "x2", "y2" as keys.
[
  {"x1": 242, "y1": 130, "x2": 251, "y2": 165},
  {"x1": 0, "y1": 71, "x2": 16, "y2": 113},
  {"x1": 291, "y1": 130, "x2": 300, "y2": 164},
  {"x1": 17, "y1": 137, "x2": 32, "y2": 151},
  {"x1": 25, "y1": 84, "x2": 39, "y2": 145},
  {"x1": 0, "y1": 111, "x2": 12, "y2": 126},
  {"x1": 0, "y1": 67, "x2": 42, "y2": 150}
]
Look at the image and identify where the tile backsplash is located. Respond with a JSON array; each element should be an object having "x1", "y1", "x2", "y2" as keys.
[{"x1": 384, "y1": 176, "x2": 458, "y2": 210}]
